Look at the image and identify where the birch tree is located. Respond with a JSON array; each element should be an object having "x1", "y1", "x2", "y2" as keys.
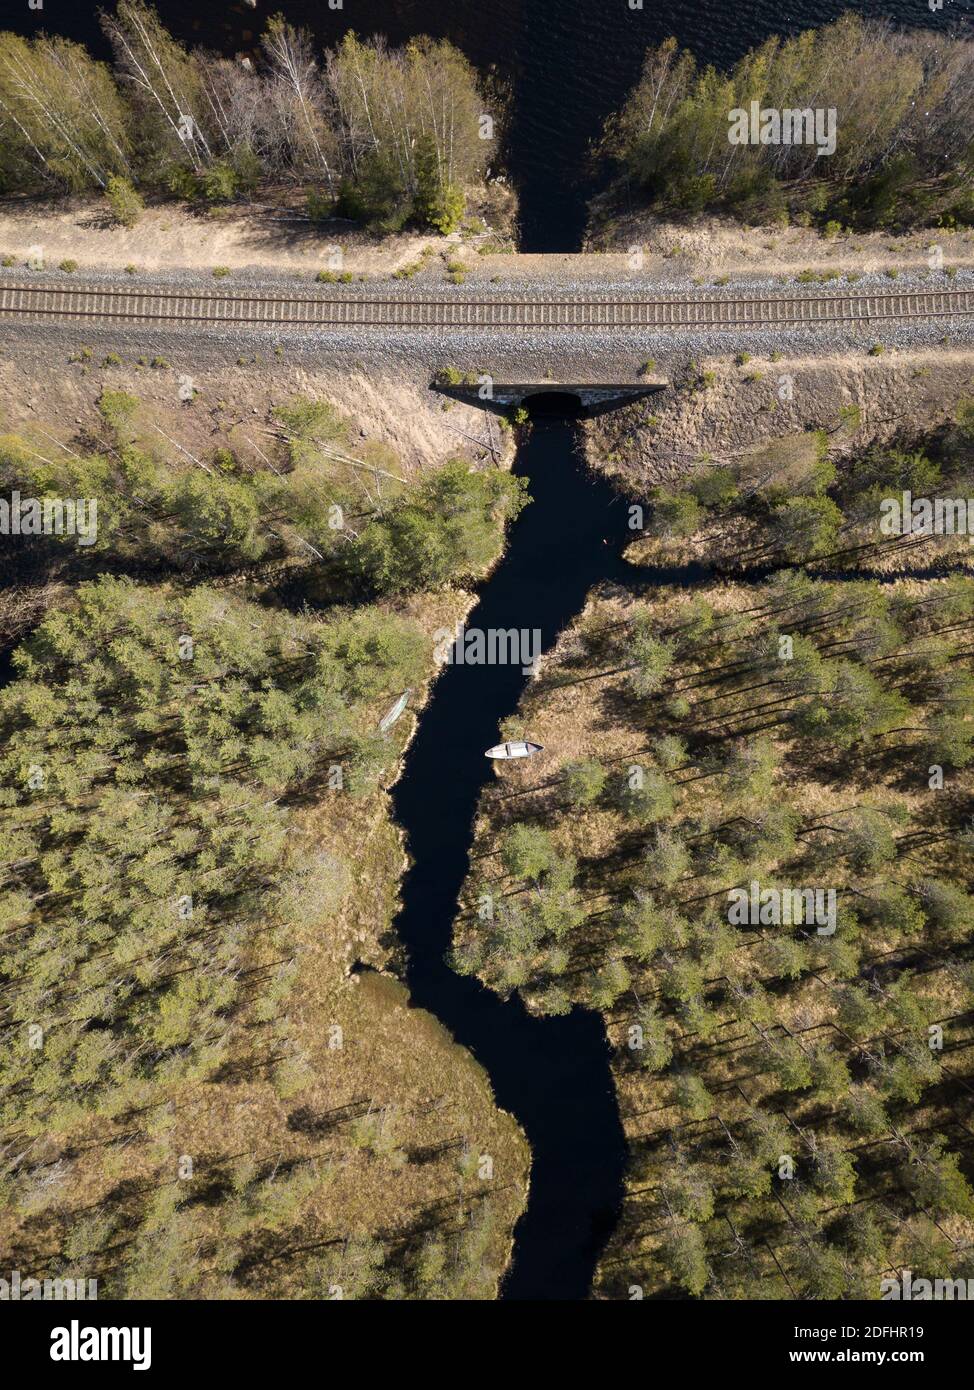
[
  {"x1": 0, "y1": 33, "x2": 130, "y2": 191},
  {"x1": 261, "y1": 17, "x2": 337, "y2": 186},
  {"x1": 100, "y1": 0, "x2": 212, "y2": 175},
  {"x1": 601, "y1": 15, "x2": 974, "y2": 224}
]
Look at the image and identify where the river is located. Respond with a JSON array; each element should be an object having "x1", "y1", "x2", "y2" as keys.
[{"x1": 390, "y1": 399, "x2": 634, "y2": 1297}]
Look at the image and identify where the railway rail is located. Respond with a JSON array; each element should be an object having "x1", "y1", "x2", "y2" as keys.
[{"x1": 1, "y1": 281, "x2": 973, "y2": 330}]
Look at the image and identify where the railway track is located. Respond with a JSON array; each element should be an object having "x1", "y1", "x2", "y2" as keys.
[{"x1": 1, "y1": 281, "x2": 973, "y2": 330}]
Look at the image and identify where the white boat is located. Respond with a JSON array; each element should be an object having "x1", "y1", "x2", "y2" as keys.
[
  {"x1": 484, "y1": 740, "x2": 544, "y2": 760},
  {"x1": 378, "y1": 689, "x2": 411, "y2": 732}
]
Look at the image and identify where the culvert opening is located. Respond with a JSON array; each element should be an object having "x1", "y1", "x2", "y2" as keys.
[{"x1": 523, "y1": 391, "x2": 584, "y2": 420}]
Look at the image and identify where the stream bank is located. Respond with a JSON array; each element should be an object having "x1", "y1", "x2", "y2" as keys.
[{"x1": 390, "y1": 397, "x2": 630, "y2": 1298}]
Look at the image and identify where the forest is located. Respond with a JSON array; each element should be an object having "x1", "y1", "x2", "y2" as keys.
[
  {"x1": 0, "y1": 1, "x2": 499, "y2": 233},
  {"x1": 0, "y1": 390, "x2": 529, "y2": 1298},
  {"x1": 598, "y1": 15, "x2": 974, "y2": 231},
  {"x1": 453, "y1": 409, "x2": 974, "y2": 1299},
  {"x1": 632, "y1": 400, "x2": 974, "y2": 580},
  {"x1": 0, "y1": 390, "x2": 526, "y2": 597}
]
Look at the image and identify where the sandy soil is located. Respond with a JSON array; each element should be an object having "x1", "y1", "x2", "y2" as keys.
[
  {"x1": 585, "y1": 209, "x2": 974, "y2": 283},
  {"x1": 0, "y1": 339, "x2": 510, "y2": 481},
  {"x1": 0, "y1": 187, "x2": 515, "y2": 281},
  {"x1": 9, "y1": 195, "x2": 974, "y2": 289}
]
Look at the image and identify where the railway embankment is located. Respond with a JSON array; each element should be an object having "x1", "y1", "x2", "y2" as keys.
[
  {"x1": 2, "y1": 267, "x2": 974, "y2": 381},
  {"x1": 584, "y1": 346, "x2": 974, "y2": 494},
  {"x1": 3, "y1": 280, "x2": 974, "y2": 331}
]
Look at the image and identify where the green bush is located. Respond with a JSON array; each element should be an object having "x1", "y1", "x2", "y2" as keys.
[
  {"x1": 336, "y1": 152, "x2": 411, "y2": 232},
  {"x1": 414, "y1": 134, "x2": 465, "y2": 232},
  {"x1": 105, "y1": 175, "x2": 144, "y2": 227},
  {"x1": 199, "y1": 162, "x2": 238, "y2": 202},
  {"x1": 97, "y1": 389, "x2": 138, "y2": 431},
  {"x1": 562, "y1": 759, "x2": 607, "y2": 808},
  {"x1": 165, "y1": 165, "x2": 199, "y2": 202},
  {"x1": 306, "y1": 188, "x2": 334, "y2": 223},
  {"x1": 500, "y1": 824, "x2": 555, "y2": 880},
  {"x1": 688, "y1": 466, "x2": 738, "y2": 509}
]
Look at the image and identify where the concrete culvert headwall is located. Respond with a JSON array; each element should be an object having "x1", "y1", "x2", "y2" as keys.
[{"x1": 431, "y1": 382, "x2": 665, "y2": 417}]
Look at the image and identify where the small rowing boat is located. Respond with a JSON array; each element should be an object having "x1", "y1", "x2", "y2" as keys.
[
  {"x1": 484, "y1": 740, "x2": 544, "y2": 760},
  {"x1": 378, "y1": 689, "x2": 411, "y2": 732}
]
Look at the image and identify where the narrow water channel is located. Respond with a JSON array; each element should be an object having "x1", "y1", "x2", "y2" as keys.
[{"x1": 390, "y1": 396, "x2": 630, "y2": 1299}]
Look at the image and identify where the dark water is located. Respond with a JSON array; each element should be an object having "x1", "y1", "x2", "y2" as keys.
[
  {"x1": 391, "y1": 399, "x2": 632, "y2": 1298},
  {"x1": 10, "y1": 0, "x2": 969, "y2": 250}
]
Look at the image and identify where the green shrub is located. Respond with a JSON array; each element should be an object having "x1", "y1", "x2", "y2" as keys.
[
  {"x1": 689, "y1": 466, "x2": 738, "y2": 509},
  {"x1": 500, "y1": 824, "x2": 555, "y2": 880},
  {"x1": 105, "y1": 175, "x2": 144, "y2": 227},
  {"x1": 336, "y1": 152, "x2": 411, "y2": 233},
  {"x1": 199, "y1": 162, "x2": 238, "y2": 202},
  {"x1": 562, "y1": 759, "x2": 607, "y2": 808},
  {"x1": 166, "y1": 165, "x2": 199, "y2": 201},
  {"x1": 435, "y1": 366, "x2": 464, "y2": 386},
  {"x1": 306, "y1": 188, "x2": 334, "y2": 223},
  {"x1": 414, "y1": 133, "x2": 466, "y2": 232},
  {"x1": 342, "y1": 459, "x2": 527, "y2": 596},
  {"x1": 97, "y1": 389, "x2": 138, "y2": 435}
]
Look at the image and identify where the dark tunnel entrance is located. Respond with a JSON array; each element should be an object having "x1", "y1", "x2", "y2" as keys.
[{"x1": 522, "y1": 390, "x2": 584, "y2": 419}]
